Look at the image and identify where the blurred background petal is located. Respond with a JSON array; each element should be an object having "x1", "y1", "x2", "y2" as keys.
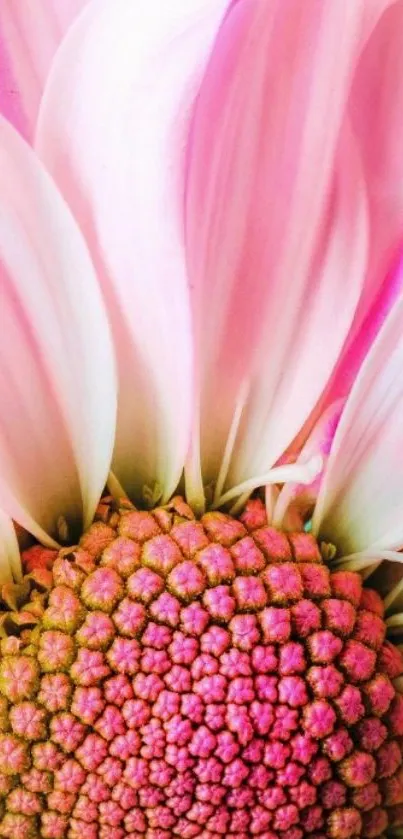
[{"x1": 0, "y1": 0, "x2": 88, "y2": 139}]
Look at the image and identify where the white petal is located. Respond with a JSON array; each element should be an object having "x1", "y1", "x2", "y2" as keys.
[
  {"x1": 272, "y1": 399, "x2": 345, "y2": 529},
  {"x1": 36, "y1": 0, "x2": 230, "y2": 504},
  {"x1": 313, "y1": 290, "x2": 403, "y2": 554},
  {"x1": 0, "y1": 117, "x2": 116, "y2": 543},
  {"x1": 0, "y1": 511, "x2": 21, "y2": 583}
]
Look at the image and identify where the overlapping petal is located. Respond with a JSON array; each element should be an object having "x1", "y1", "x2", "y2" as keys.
[
  {"x1": 0, "y1": 0, "x2": 87, "y2": 138},
  {"x1": 36, "y1": 0, "x2": 230, "y2": 505},
  {"x1": 272, "y1": 400, "x2": 345, "y2": 531},
  {"x1": 312, "y1": 290, "x2": 403, "y2": 556},
  {"x1": 184, "y1": 0, "x2": 371, "y2": 509},
  {"x1": 0, "y1": 117, "x2": 116, "y2": 547}
]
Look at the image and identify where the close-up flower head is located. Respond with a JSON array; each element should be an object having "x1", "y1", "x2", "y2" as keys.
[{"x1": 1, "y1": 1, "x2": 403, "y2": 837}]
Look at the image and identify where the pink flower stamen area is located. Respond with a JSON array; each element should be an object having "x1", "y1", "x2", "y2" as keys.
[{"x1": 0, "y1": 496, "x2": 402, "y2": 839}]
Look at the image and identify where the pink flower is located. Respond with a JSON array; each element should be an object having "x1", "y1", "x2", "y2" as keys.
[{"x1": 0, "y1": 0, "x2": 402, "y2": 591}]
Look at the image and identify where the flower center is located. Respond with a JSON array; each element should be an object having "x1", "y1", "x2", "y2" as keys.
[{"x1": 0, "y1": 496, "x2": 402, "y2": 839}]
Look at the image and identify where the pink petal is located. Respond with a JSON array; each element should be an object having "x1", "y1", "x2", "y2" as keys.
[
  {"x1": 309, "y1": 252, "x2": 403, "y2": 428},
  {"x1": 349, "y1": 0, "x2": 403, "y2": 320},
  {"x1": 312, "y1": 290, "x2": 403, "y2": 554},
  {"x1": 0, "y1": 117, "x2": 116, "y2": 545},
  {"x1": 185, "y1": 0, "x2": 371, "y2": 508},
  {"x1": 36, "y1": 0, "x2": 230, "y2": 504},
  {"x1": 0, "y1": 0, "x2": 88, "y2": 139},
  {"x1": 298, "y1": 1, "x2": 403, "y2": 441}
]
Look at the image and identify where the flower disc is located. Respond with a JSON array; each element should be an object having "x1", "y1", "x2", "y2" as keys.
[{"x1": 0, "y1": 497, "x2": 402, "y2": 839}]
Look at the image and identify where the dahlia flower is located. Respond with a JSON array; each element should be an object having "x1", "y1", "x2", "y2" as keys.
[{"x1": 0, "y1": 1, "x2": 403, "y2": 838}]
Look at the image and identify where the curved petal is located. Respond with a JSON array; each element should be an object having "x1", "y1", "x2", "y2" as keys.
[
  {"x1": 0, "y1": 512, "x2": 20, "y2": 583},
  {"x1": 312, "y1": 291, "x2": 403, "y2": 555},
  {"x1": 36, "y1": 0, "x2": 230, "y2": 504},
  {"x1": 363, "y1": 0, "x2": 403, "y2": 32},
  {"x1": 0, "y1": 0, "x2": 88, "y2": 139},
  {"x1": 0, "y1": 117, "x2": 116, "y2": 545},
  {"x1": 184, "y1": 0, "x2": 370, "y2": 509},
  {"x1": 300, "y1": 252, "x2": 403, "y2": 447}
]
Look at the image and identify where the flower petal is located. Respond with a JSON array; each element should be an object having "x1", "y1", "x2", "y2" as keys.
[
  {"x1": 0, "y1": 0, "x2": 88, "y2": 138},
  {"x1": 184, "y1": 0, "x2": 370, "y2": 508},
  {"x1": 0, "y1": 117, "x2": 116, "y2": 545},
  {"x1": 316, "y1": 253, "x2": 403, "y2": 418},
  {"x1": 297, "y1": 1, "x2": 403, "y2": 442},
  {"x1": 272, "y1": 399, "x2": 345, "y2": 530},
  {"x1": 36, "y1": 0, "x2": 230, "y2": 504},
  {"x1": 0, "y1": 512, "x2": 20, "y2": 584},
  {"x1": 349, "y1": 0, "x2": 403, "y2": 319},
  {"x1": 312, "y1": 290, "x2": 403, "y2": 555}
]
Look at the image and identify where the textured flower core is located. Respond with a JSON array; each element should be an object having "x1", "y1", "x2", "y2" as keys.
[{"x1": 0, "y1": 496, "x2": 403, "y2": 839}]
